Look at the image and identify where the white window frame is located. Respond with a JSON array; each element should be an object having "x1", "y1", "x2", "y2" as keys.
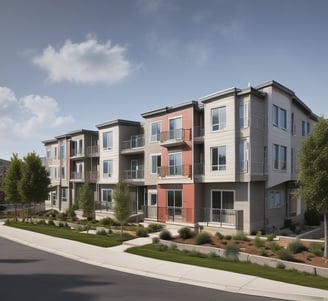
[
  {"x1": 151, "y1": 153, "x2": 161, "y2": 174},
  {"x1": 103, "y1": 160, "x2": 113, "y2": 177},
  {"x1": 150, "y1": 121, "x2": 161, "y2": 142},
  {"x1": 211, "y1": 145, "x2": 226, "y2": 171},
  {"x1": 168, "y1": 116, "x2": 182, "y2": 140},
  {"x1": 103, "y1": 131, "x2": 113, "y2": 149},
  {"x1": 168, "y1": 151, "x2": 182, "y2": 176},
  {"x1": 211, "y1": 106, "x2": 226, "y2": 131}
]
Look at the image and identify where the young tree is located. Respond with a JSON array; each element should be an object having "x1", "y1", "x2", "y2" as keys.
[
  {"x1": 113, "y1": 179, "x2": 131, "y2": 239},
  {"x1": 3, "y1": 153, "x2": 22, "y2": 219},
  {"x1": 297, "y1": 117, "x2": 328, "y2": 258},
  {"x1": 78, "y1": 182, "x2": 94, "y2": 220},
  {"x1": 19, "y1": 152, "x2": 50, "y2": 217}
]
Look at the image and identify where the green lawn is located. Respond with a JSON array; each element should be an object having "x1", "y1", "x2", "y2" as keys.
[
  {"x1": 5, "y1": 221, "x2": 134, "y2": 247},
  {"x1": 126, "y1": 244, "x2": 328, "y2": 290}
]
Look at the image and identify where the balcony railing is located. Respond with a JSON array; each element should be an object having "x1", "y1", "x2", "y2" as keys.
[
  {"x1": 194, "y1": 162, "x2": 204, "y2": 176},
  {"x1": 86, "y1": 145, "x2": 99, "y2": 157},
  {"x1": 199, "y1": 208, "x2": 243, "y2": 230},
  {"x1": 71, "y1": 171, "x2": 83, "y2": 180},
  {"x1": 123, "y1": 169, "x2": 144, "y2": 180},
  {"x1": 160, "y1": 129, "x2": 191, "y2": 146},
  {"x1": 70, "y1": 170, "x2": 98, "y2": 181},
  {"x1": 193, "y1": 126, "x2": 204, "y2": 138},
  {"x1": 121, "y1": 135, "x2": 145, "y2": 151},
  {"x1": 143, "y1": 206, "x2": 194, "y2": 223},
  {"x1": 158, "y1": 165, "x2": 192, "y2": 178}
]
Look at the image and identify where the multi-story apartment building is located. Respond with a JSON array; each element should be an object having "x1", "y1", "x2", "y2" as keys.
[
  {"x1": 43, "y1": 129, "x2": 99, "y2": 212},
  {"x1": 43, "y1": 80, "x2": 317, "y2": 234}
]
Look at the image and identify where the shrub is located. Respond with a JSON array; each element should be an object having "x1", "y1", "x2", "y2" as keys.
[
  {"x1": 96, "y1": 229, "x2": 107, "y2": 236},
  {"x1": 178, "y1": 227, "x2": 193, "y2": 239},
  {"x1": 195, "y1": 232, "x2": 212, "y2": 245},
  {"x1": 277, "y1": 248, "x2": 294, "y2": 261},
  {"x1": 309, "y1": 242, "x2": 324, "y2": 256},
  {"x1": 268, "y1": 242, "x2": 281, "y2": 252},
  {"x1": 224, "y1": 235, "x2": 232, "y2": 241},
  {"x1": 304, "y1": 208, "x2": 322, "y2": 226},
  {"x1": 254, "y1": 235, "x2": 265, "y2": 248},
  {"x1": 58, "y1": 222, "x2": 64, "y2": 227},
  {"x1": 147, "y1": 223, "x2": 163, "y2": 233},
  {"x1": 169, "y1": 243, "x2": 177, "y2": 250},
  {"x1": 233, "y1": 231, "x2": 249, "y2": 241},
  {"x1": 48, "y1": 219, "x2": 55, "y2": 226},
  {"x1": 100, "y1": 217, "x2": 115, "y2": 226},
  {"x1": 37, "y1": 219, "x2": 46, "y2": 225},
  {"x1": 159, "y1": 230, "x2": 172, "y2": 240},
  {"x1": 152, "y1": 237, "x2": 160, "y2": 244},
  {"x1": 266, "y1": 233, "x2": 276, "y2": 241},
  {"x1": 276, "y1": 262, "x2": 286, "y2": 269},
  {"x1": 224, "y1": 243, "x2": 240, "y2": 261},
  {"x1": 287, "y1": 239, "x2": 306, "y2": 254},
  {"x1": 260, "y1": 247, "x2": 267, "y2": 257},
  {"x1": 136, "y1": 227, "x2": 149, "y2": 237},
  {"x1": 156, "y1": 244, "x2": 168, "y2": 251},
  {"x1": 215, "y1": 232, "x2": 224, "y2": 240}
]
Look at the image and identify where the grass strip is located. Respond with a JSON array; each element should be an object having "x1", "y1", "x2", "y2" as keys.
[
  {"x1": 126, "y1": 244, "x2": 328, "y2": 290},
  {"x1": 6, "y1": 221, "x2": 133, "y2": 247}
]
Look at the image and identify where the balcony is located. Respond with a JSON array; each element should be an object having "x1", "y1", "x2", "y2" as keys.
[
  {"x1": 71, "y1": 171, "x2": 83, "y2": 181},
  {"x1": 70, "y1": 170, "x2": 98, "y2": 182},
  {"x1": 143, "y1": 206, "x2": 194, "y2": 224},
  {"x1": 123, "y1": 169, "x2": 144, "y2": 183},
  {"x1": 193, "y1": 126, "x2": 204, "y2": 144},
  {"x1": 160, "y1": 129, "x2": 191, "y2": 147},
  {"x1": 70, "y1": 150, "x2": 85, "y2": 159},
  {"x1": 158, "y1": 165, "x2": 192, "y2": 178},
  {"x1": 86, "y1": 145, "x2": 99, "y2": 157},
  {"x1": 121, "y1": 135, "x2": 145, "y2": 154},
  {"x1": 198, "y1": 208, "x2": 243, "y2": 230}
]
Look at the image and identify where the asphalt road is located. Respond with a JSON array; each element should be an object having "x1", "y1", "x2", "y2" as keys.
[{"x1": 0, "y1": 237, "x2": 289, "y2": 301}]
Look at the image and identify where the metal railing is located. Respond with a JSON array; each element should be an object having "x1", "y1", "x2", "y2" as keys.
[
  {"x1": 123, "y1": 169, "x2": 144, "y2": 180},
  {"x1": 193, "y1": 126, "x2": 204, "y2": 138},
  {"x1": 143, "y1": 206, "x2": 194, "y2": 223},
  {"x1": 199, "y1": 208, "x2": 242, "y2": 229},
  {"x1": 194, "y1": 162, "x2": 204, "y2": 175},
  {"x1": 160, "y1": 128, "x2": 192, "y2": 143},
  {"x1": 121, "y1": 134, "x2": 145, "y2": 150},
  {"x1": 86, "y1": 145, "x2": 99, "y2": 157},
  {"x1": 158, "y1": 164, "x2": 192, "y2": 178}
]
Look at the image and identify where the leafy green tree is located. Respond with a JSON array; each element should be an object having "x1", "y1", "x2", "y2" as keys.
[
  {"x1": 19, "y1": 152, "x2": 50, "y2": 217},
  {"x1": 78, "y1": 182, "x2": 94, "y2": 220},
  {"x1": 297, "y1": 117, "x2": 328, "y2": 258},
  {"x1": 3, "y1": 153, "x2": 22, "y2": 219},
  {"x1": 113, "y1": 179, "x2": 131, "y2": 239}
]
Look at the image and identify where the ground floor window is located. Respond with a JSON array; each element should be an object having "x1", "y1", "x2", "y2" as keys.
[
  {"x1": 101, "y1": 189, "x2": 113, "y2": 210},
  {"x1": 167, "y1": 190, "x2": 182, "y2": 219},
  {"x1": 269, "y1": 190, "x2": 281, "y2": 208},
  {"x1": 211, "y1": 190, "x2": 234, "y2": 209}
]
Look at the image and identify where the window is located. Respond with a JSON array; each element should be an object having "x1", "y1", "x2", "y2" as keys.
[
  {"x1": 102, "y1": 189, "x2": 113, "y2": 210},
  {"x1": 103, "y1": 131, "x2": 113, "y2": 149},
  {"x1": 61, "y1": 188, "x2": 67, "y2": 201},
  {"x1": 103, "y1": 160, "x2": 113, "y2": 177},
  {"x1": 211, "y1": 146, "x2": 226, "y2": 171},
  {"x1": 269, "y1": 190, "x2": 281, "y2": 208},
  {"x1": 46, "y1": 149, "x2": 51, "y2": 158},
  {"x1": 151, "y1": 154, "x2": 161, "y2": 174},
  {"x1": 151, "y1": 122, "x2": 161, "y2": 142},
  {"x1": 211, "y1": 190, "x2": 234, "y2": 209},
  {"x1": 239, "y1": 102, "x2": 248, "y2": 128},
  {"x1": 272, "y1": 105, "x2": 287, "y2": 130},
  {"x1": 169, "y1": 117, "x2": 182, "y2": 139},
  {"x1": 71, "y1": 140, "x2": 83, "y2": 156},
  {"x1": 167, "y1": 190, "x2": 182, "y2": 218},
  {"x1": 60, "y1": 144, "x2": 66, "y2": 159},
  {"x1": 291, "y1": 113, "x2": 295, "y2": 135},
  {"x1": 239, "y1": 141, "x2": 246, "y2": 171},
  {"x1": 302, "y1": 121, "x2": 310, "y2": 136},
  {"x1": 280, "y1": 145, "x2": 287, "y2": 170},
  {"x1": 53, "y1": 146, "x2": 58, "y2": 159},
  {"x1": 150, "y1": 193, "x2": 157, "y2": 206},
  {"x1": 61, "y1": 166, "x2": 66, "y2": 179},
  {"x1": 211, "y1": 107, "x2": 226, "y2": 131},
  {"x1": 168, "y1": 152, "x2": 182, "y2": 176},
  {"x1": 273, "y1": 144, "x2": 287, "y2": 171}
]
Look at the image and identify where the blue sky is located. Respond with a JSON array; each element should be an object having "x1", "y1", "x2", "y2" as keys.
[{"x1": 1, "y1": 0, "x2": 328, "y2": 160}]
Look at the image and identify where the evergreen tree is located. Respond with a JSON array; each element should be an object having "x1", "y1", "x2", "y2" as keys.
[
  {"x1": 78, "y1": 182, "x2": 94, "y2": 220},
  {"x1": 113, "y1": 179, "x2": 131, "y2": 239},
  {"x1": 298, "y1": 117, "x2": 328, "y2": 258},
  {"x1": 19, "y1": 152, "x2": 50, "y2": 216},
  {"x1": 3, "y1": 153, "x2": 22, "y2": 219}
]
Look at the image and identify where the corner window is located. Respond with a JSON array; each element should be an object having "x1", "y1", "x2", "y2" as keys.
[
  {"x1": 60, "y1": 144, "x2": 66, "y2": 159},
  {"x1": 211, "y1": 107, "x2": 226, "y2": 131},
  {"x1": 103, "y1": 131, "x2": 113, "y2": 149},
  {"x1": 103, "y1": 160, "x2": 113, "y2": 177},
  {"x1": 239, "y1": 102, "x2": 248, "y2": 128}
]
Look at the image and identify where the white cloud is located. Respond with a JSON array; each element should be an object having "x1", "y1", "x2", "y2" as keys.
[
  {"x1": 0, "y1": 86, "x2": 74, "y2": 158},
  {"x1": 33, "y1": 36, "x2": 133, "y2": 84}
]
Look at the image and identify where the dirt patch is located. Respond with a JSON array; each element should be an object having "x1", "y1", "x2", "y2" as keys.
[{"x1": 172, "y1": 236, "x2": 328, "y2": 269}]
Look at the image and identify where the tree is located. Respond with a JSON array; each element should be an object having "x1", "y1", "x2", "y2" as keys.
[
  {"x1": 3, "y1": 154, "x2": 22, "y2": 220},
  {"x1": 297, "y1": 117, "x2": 328, "y2": 258},
  {"x1": 19, "y1": 152, "x2": 50, "y2": 217},
  {"x1": 113, "y1": 179, "x2": 131, "y2": 239},
  {"x1": 78, "y1": 182, "x2": 94, "y2": 220}
]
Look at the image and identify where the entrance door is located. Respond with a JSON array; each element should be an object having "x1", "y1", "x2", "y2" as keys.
[
  {"x1": 131, "y1": 159, "x2": 138, "y2": 179},
  {"x1": 148, "y1": 191, "x2": 158, "y2": 219},
  {"x1": 167, "y1": 190, "x2": 182, "y2": 221},
  {"x1": 211, "y1": 190, "x2": 234, "y2": 224}
]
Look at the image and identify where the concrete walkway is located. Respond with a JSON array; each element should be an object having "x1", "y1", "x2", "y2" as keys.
[{"x1": 0, "y1": 222, "x2": 327, "y2": 301}]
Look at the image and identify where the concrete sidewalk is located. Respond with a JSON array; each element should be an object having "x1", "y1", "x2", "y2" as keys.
[{"x1": 0, "y1": 222, "x2": 327, "y2": 301}]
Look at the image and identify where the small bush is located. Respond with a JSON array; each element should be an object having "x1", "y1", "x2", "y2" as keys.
[
  {"x1": 152, "y1": 237, "x2": 160, "y2": 244},
  {"x1": 58, "y1": 222, "x2": 64, "y2": 227},
  {"x1": 159, "y1": 230, "x2": 172, "y2": 240},
  {"x1": 224, "y1": 235, "x2": 232, "y2": 240},
  {"x1": 254, "y1": 235, "x2": 265, "y2": 248},
  {"x1": 100, "y1": 217, "x2": 115, "y2": 226},
  {"x1": 96, "y1": 229, "x2": 107, "y2": 236},
  {"x1": 169, "y1": 243, "x2": 177, "y2": 250},
  {"x1": 224, "y1": 243, "x2": 240, "y2": 261},
  {"x1": 309, "y1": 242, "x2": 324, "y2": 256},
  {"x1": 195, "y1": 232, "x2": 212, "y2": 245},
  {"x1": 288, "y1": 239, "x2": 306, "y2": 254},
  {"x1": 215, "y1": 232, "x2": 224, "y2": 240},
  {"x1": 277, "y1": 248, "x2": 294, "y2": 261},
  {"x1": 260, "y1": 247, "x2": 267, "y2": 257},
  {"x1": 48, "y1": 219, "x2": 55, "y2": 226},
  {"x1": 37, "y1": 219, "x2": 46, "y2": 225},
  {"x1": 276, "y1": 262, "x2": 286, "y2": 269},
  {"x1": 147, "y1": 223, "x2": 163, "y2": 233},
  {"x1": 233, "y1": 231, "x2": 249, "y2": 241},
  {"x1": 266, "y1": 233, "x2": 276, "y2": 241},
  {"x1": 268, "y1": 242, "x2": 281, "y2": 252},
  {"x1": 136, "y1": 227, "x2": 149, "y2": 237},
  {"x1": 178, "y1": 227, "x2": 193, "y2": 239},
  {"x1": 156, "y1": 244, "x2": 168, "y2": 251}
]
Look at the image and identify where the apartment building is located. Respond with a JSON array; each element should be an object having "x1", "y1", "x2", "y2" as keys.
[
  {"x1": 43, "y1": 129, "x2": 99, "y2": 212},
  {"x1": 43, "y1": 80, "x2": 317, "y2": 234}
]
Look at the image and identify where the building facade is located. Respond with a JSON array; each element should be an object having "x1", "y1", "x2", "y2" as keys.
[{"x1": 43, "y1": 80, "x2": 317, "y2": 234}]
